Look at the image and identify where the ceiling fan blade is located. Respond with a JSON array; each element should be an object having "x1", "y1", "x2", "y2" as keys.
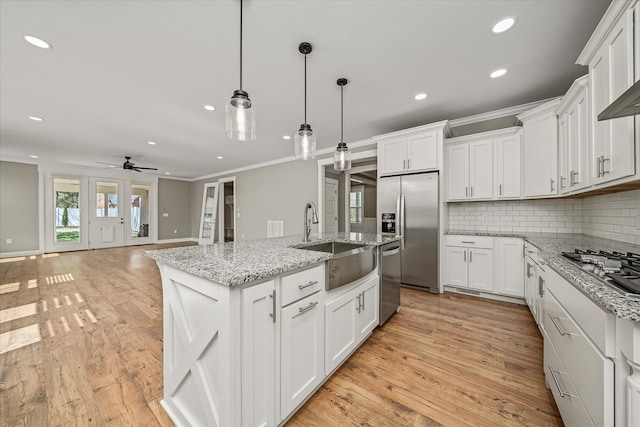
[
  {"x1": 134, "y1": 167, "x2": 158, "y2": 170},
  {"x1": 133, "y1": 168, "x2": 143, "y2": 172}
]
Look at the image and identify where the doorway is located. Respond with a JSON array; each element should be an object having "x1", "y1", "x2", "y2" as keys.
[
  {"x1": 217, "y1": 176, "x2": 236, "y2": 243},
  {"x1": 89, "y1": 178, "x2": 125, "y2": 249}
]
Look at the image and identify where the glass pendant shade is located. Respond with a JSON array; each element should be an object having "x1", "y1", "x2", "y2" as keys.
[
  {"x1": 334, "y1": 142, "x2": 351, "y2": 171},
  {"x1": 295, "y1": 124, "x2": 316, "y2": 160},
  {"x1": 226, "y1": 90, "x2": 256, "y2": 141}
]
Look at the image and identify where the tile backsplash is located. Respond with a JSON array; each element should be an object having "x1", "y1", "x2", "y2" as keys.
[
  {"x1": 582, "y1": 189, "x2": 640, "y2": 245},
  {"x1": 447, "y1": 189, "x2": 640, "y2": 245},
  {"x1": 448, "y1": 199, "x2": 583, "y2": 234}
]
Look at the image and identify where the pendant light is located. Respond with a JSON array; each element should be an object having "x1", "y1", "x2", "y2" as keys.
[
  {"x1": 334, "y1": 78, "x2": 352, "y2": 171},
  {"x1": 226, "y1": 0, "x2": 256, "y2": 141},
  {"x1": 294, "y1": 42, "x2": 316, "y2": 159}
]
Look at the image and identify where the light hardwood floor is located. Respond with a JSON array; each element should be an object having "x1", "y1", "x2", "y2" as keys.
[{"x1": 0, "y1": 244, "x2": 562, "y2": 426}]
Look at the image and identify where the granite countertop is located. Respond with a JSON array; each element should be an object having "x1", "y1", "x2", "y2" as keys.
[
  {"x1": 446, "y1": 230, "x2": 640, "y2": 322},
  {"x1": 146, "y1": 232, "x2": 400, "y2": 287}
]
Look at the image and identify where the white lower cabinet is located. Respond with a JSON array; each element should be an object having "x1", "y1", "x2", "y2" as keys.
[
  {"x1": 242, "y1": 280, "x2": 277, "y2": 427},
  {"x1": 280, "y1": 291, "x2": 324, "y2": 420},
  {"x1": 543, "y1": 267, "x2": 615, "y2": 427},
  {"x1": 445, "y1": 235, "x2": 494, "y2": 292},
  {"x1": 495, "y1": 238, "x2": 524, "y2": 297},
  {"x1": 325, "y1": 275, "x2": 379, "y2": 375}
]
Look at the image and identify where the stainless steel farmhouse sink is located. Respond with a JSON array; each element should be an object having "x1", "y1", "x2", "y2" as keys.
[{"x1": 297, "y1": 241, "x2": 377, "y2": 290}]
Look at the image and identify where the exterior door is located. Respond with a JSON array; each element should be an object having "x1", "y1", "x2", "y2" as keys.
[
  {"x1": 323, "y1": 178, "x2": 338, "y2": 234},
  {"x1": 89, "y1": 178, "x2": 125, "y2": 249}
]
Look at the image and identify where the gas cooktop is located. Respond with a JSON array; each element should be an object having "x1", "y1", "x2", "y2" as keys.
[{"x1": 561, "y1": 249, "x2": 640, "y2": 298}]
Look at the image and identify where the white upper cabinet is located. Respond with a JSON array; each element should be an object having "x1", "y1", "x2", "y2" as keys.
[
  {"x1": 495, "y1": 131, "x2": 522, "y2": 199},
  {"x1": 446, "y1": 139, "x2": 493, "y2": 200},
  {"x1": 375, "y1": 121, "x2": 451, "y2": 176},
  {"x1": 557, "y1": 75, "x2": 590, "y2": 193},
  {"x1": 577, "y1": 1, "x2": 635, "y2": 186},
  {"x1": 517, "y1": 98, "x2": 562, "y2": 198},
  {"x1": 446, "y1": 127, "x2": 522, "y2": 202}
]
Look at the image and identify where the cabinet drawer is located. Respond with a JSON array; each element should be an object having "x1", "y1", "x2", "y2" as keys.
[
  {"x1": 544, "y1": 289, "x2": 614, "y2": 426},
  {"x1": 544, "y1": 336, "x2": 595, "y2": 427},
  {"x1": 545, "y1": 267, "x2": 615, "y2": 356},
  {"x1": 280, "y1": 264, "x2": 324, "y2": 307},
  {"x1": 445, "y1": 235, "x2": 493, "y2": 249}
]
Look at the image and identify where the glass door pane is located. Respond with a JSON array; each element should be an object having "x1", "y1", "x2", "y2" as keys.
[
  {"x1": 54, "y1": 178, "x2": 81, "y2": 243},
  {"x1": 131, "y1": 184, "x2": 150, "y2": 239}
]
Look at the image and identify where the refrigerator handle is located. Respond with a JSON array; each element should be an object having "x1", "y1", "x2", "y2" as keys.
[
  {"x1": 400, "y1": 193, "x2": 406, "y2": 250},
  {"x1": 396, "y1": 193, "x2": 401, "y2": 237}
]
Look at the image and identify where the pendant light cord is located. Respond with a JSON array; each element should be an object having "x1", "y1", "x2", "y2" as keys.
[
  {"x1": 304, "y1": 54, "x2": 307, "y2": 125},
  {"x1": 340, "y1": 85, "x2": 344, "y2": 143},
  {"x1": 239, "y1": 0, "x2": 243, "y2": 91}
]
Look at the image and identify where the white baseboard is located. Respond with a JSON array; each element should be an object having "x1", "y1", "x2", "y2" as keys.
[
  {"x1": 0, "y1": 249, "x2": 45, "y2": 259},
  {"x1": 156, "y1": 237, "x2": 198, "y2": 244},
  {"x1": 444, "y1": 286, "x2": 526, "y2": 305}
]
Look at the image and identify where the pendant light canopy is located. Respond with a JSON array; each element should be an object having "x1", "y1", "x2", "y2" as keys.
[
  {"x1": 226, "y1": 0, "x2": 256, "y2": 141},
  {"x1": 334, "y1": 78, "x2": 351, "y2": 171},
  {"x1": 295, "y1": 42, "x2": 316, "y2": 160}
]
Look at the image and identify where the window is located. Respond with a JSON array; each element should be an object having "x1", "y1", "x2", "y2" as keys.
[
  {"x1": 54, "y1": 178, "x2": 81, "y2": 243},
  {"x1": 95, "y1": 182, "x2": 118, "y2": 217},
  {"x1": 350, "y1": 186, "x2": 363, "y2": 224}
]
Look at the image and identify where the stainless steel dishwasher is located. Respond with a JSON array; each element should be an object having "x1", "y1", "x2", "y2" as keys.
[{"x1": 379, "y1": 241, "x2": 401, "y2": 325}]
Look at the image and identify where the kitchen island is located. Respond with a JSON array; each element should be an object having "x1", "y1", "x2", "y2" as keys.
[{"x1": 146, "y1": 232, "x2": 399, "y2": 427}]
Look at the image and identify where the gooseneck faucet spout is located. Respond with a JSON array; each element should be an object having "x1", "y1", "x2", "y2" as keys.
[{"x1": 303, "y1": 201, "x2": 319, "y2": 243}]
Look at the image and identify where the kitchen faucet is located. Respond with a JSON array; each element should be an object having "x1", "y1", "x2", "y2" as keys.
[{"x1": 303, "y1": 201, "x2": 319, "y2": 243}]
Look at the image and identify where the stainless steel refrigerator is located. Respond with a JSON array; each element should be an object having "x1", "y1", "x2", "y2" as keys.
[{"x1": 379, "y1": 172, "x2": 439, "y2": 293}]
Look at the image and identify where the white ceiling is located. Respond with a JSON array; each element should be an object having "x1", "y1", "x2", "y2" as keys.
[{"x1": 0, "y1": 0, "x2": 610, "y2": 180}]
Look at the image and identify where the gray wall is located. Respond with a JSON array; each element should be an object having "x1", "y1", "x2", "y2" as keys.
[
  {"x1": 363, "y1": 184, "x2": 376, "y2": 217},
  {"x1": 0, "y1": 161, "x2": 39, "y2": 253},
  {"x1": 158, "y1": 178, "x2": 192, "y2": 240},
  {"x1": 193, "y1": 159, "x2": 319, "y2": 241}
]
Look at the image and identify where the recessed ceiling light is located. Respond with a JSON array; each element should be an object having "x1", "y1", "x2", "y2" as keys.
[
  {"x1": 24, "y1": 35, "x2": 51, "y2": 49},
  {"x1": 29, "y1": 155, "x2": 39, "y2": 159},
  {"x1": 490, "y1": 68, "x2": 507, "y2": 78},
  {"x1": 414, "y1": 93, "x2": 428, "y2": 101},
  {"x1": 147, "y1": 141, "x2": 156, "y2": 145},
  {"x1": 282, "y1": 135, "x2": 291, "y2": 140},
  {"x1": 204, "y1": 105, "x2": 216, "y2": 111},
  {"x1": 492, "y1": 17, "x2": 516, "y2": 34},
  {"x1": 217, "y1": 156, "x2": 223, "y2": 159},
  {"x1": 28, "y1": 116, "x2": 44, "y2": 122},
  {"x1": 164, "y1": 172, "x2": 171, "y2": 175}
]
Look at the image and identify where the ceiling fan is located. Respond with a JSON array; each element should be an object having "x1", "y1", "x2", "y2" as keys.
[{"x1": 97, "y1": 156, "x2": 158, "y2": 172}]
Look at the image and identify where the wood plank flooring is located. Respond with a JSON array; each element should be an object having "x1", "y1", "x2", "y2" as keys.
[{"x1": 1, "y1": 244, "x2": 562, "y2": 426}]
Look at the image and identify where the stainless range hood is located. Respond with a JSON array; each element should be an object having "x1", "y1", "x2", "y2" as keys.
[{"x1": 598, "y1": 79, "x2": 640, "y2": 120}]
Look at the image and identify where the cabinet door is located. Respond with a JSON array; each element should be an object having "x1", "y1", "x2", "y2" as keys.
[
  {"x1": 590, "y1": 12, "x2": 635, "y2": 185},
  {"x1": 524, "y1": 260, "x2": 535, "y2": 313},
  {"x1": 496, "y1": 238, "x2": 524, "y2": 297},
  {"x1": 445, "y1": 246, "x2": 468, "y2": 287},
  {"x1": 447, "y1": 144, "x2": 469, "y2": 201},
  {"x1": 558, "y1": 113, "x2": 570, "y2": 193},
  {"x1": 242, "y1": 281, "x2": 276, "y2": 427},
  {"x1": 523, "y1": 113, "x2": 558, "y2": 197},
  {"x1": 468, "y1": 248, "x2": 494, "y2": 292},
  {"x1": 495, "y1": 134, "x2": 522, "y2": 198},
  {"x1": 324, "y1": 288, "x2": 359, "y2": 374},
  {"x1": 407, "y1": 132, "x2": 438, "y2": 171},
  {"x1": 357, "y1": 277, "x2": 379, "y2": 337},
  {"x1": 567, "y1": 89, "x2": 590, "y2": 191},
  {"x1": 280, "y1": 293, "x2": 324, "y2": 419},
  {"x1": 469, "y1": 139, "x2": 493, "y2": 199},
  {"x1": 379, "y1": 137, "x2": 407, "y2": 176}
]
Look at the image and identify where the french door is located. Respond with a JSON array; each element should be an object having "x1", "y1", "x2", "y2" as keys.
[{"x1": 89, "y1": 178, "x2": 125, "y2": 249}]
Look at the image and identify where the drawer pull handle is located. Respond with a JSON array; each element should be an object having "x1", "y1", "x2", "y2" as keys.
[
  {"x1": 298, "y1": 280, "x2": 318, "y2": 290},
  {"x1": 548, "y1": 365, "x2": 577, "y2": 398},
  {"x1": 298, "y1": 301, "x2": 318, "y2": 314},
  {"x1": 549, "y1": 314, "x2": 571, "y2": 336},
  {"x1": 461, "y1": 241, "x2": 475, "y2": 244}
]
